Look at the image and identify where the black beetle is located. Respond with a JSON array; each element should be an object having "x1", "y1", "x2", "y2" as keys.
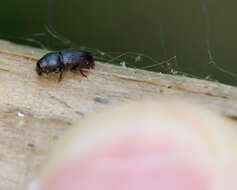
[{"x1": 36, "y1": 50, "x2": 94, "y2": 81}]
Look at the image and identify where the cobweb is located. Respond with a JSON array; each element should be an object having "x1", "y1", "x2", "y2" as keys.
[
  {"x1": 38, "y1": 25, "x2": 180, "y2": 77},
  {"x1": 0, "y1": 0, "x2": 236, "y2": 85},
  {"x1": 201, "y1": 1, "x2": 237, "y2": 78}
]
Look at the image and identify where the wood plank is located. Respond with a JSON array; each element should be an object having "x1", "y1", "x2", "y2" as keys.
[{"x1": 0, "y1": 39, "x2": 236, "y2": 189}]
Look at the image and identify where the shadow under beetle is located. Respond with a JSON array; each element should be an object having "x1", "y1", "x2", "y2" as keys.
[{"x1": 36, "y1": 50, "x2": 94, "y2": 81}]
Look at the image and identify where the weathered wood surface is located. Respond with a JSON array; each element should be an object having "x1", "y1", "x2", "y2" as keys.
[{"x1": 0, "y1": 39, "x2": 236, "y2": 189}]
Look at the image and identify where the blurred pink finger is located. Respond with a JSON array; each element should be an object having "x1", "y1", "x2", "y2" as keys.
[{"x1": 39, "y1": 98, "x2": 237, "y2": 190}]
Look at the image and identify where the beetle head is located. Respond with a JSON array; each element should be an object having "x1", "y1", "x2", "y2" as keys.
[{"x1": 36, "y1": 52, "x2": 61, "y2": 75}]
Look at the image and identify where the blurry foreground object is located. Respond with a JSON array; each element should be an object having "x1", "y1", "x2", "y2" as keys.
[{"x1": 39, "y1": 98, "x2": 237, "y2": 190}]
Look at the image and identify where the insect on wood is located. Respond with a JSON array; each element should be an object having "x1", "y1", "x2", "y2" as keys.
[{"x1": 36, "y1": 50, "x2": 94, "y2": 81}]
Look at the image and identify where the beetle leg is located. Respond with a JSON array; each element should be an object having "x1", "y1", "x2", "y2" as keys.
[
  {"x1": 57, "y1": 64, "x2": 64, "y2": 82},
  {"x1": 70, "y1": 66, "x2": 88, "y2": 78},
  {"x1": 58, "y1": 65, "x2": 65, "y2": 82},
  {"x1": 80, "y1": 70, "x2": 88, "y2": 78},
  {"x1": 58, "y1": 71, "x2": 64, "y2": 82}
]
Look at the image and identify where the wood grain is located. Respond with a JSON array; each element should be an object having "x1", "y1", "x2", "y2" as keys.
[{"x1": 0, "y1": 40, "x2": 236, "y2": 189}]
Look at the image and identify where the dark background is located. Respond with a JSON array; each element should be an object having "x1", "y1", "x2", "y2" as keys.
[{"x1": 0, "y1": 0, "x2": 237, "y2": 86}]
